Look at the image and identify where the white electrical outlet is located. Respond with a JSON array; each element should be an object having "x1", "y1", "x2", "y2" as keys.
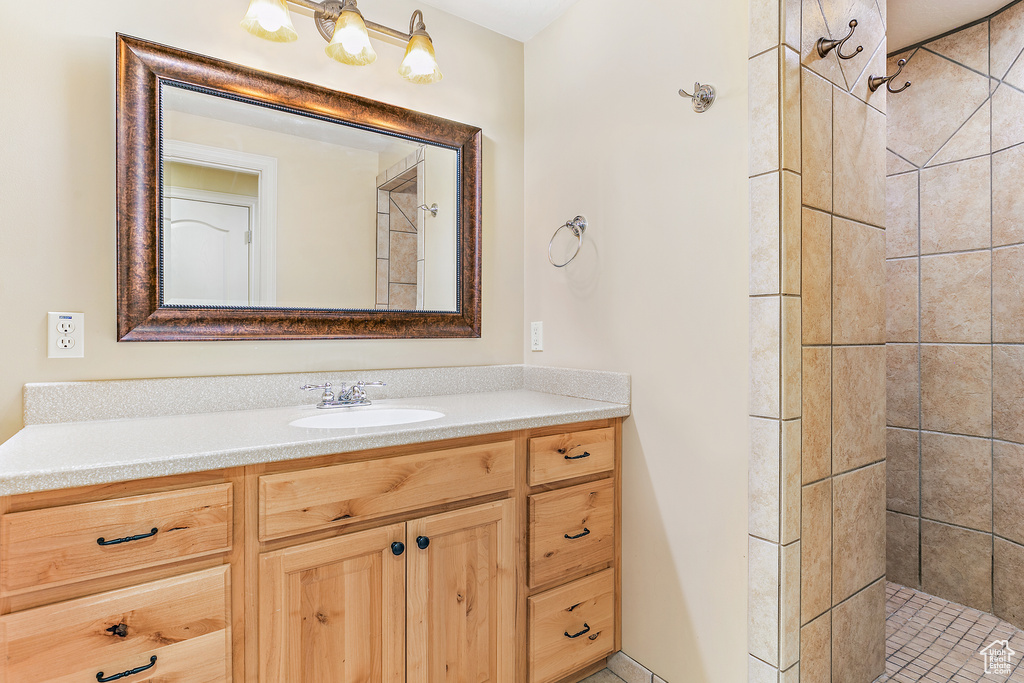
[
  {"x1": 48, "y1": 312, "x2": 84, "y2": 358},
  {"x1": 530, "y1": 321, "x2": 543, "y2": 351}
]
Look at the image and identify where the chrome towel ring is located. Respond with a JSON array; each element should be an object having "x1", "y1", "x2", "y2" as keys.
[{"x1": 548, "y1": 215, "x2": 588, "y2": 268}]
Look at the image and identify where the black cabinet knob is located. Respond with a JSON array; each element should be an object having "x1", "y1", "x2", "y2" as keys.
[
  {"x1": 416, "y1": 535, "x2": 430, "y2": 550},
  {"x1": 391, "y1": 541, "x2": 405, "y2": 556}
]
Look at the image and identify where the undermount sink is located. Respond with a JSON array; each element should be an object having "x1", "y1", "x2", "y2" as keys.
[{"x1": 289, "y1": 408, "x2": 445, "y2": 430}]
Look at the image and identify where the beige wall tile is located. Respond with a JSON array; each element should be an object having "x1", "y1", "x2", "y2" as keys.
[
  {"x1": 831, "y1": 579, "x2": 886, "y2": 683},
  {"x1": 802, "y1": 479, "x2": 833, "y2": 624},
  {"x1": 993, "y1": 144, "x2": 1024, "y2": 247},
  {"x1": 887, "y1": 427, "x2": 920, "y2": 516},
  {"x1": 388, "y1": 283, "x2": 417, "y2": 309},
  {"x1": 920, "y1": 251, "x2": 992, "y2": 343},
  {"x1": 782, "y1": 298, "x2": 802, "y2": 420},
  {"x1": 929, "y1": 101, "x2": 991, "y2": 167},
  {"x1": 887, "y1": 343, "x2": 920, "y2": 429},
  {"x1": 802, "y1": 346, "x2": 832, "y2": 484},
  {"x1": 782, "y1": 48, "x2": 801, "y2": 173},
  {"x1": 993, "y1": 82, "x2": 1024, "y2": 152},
  {"x1": 833, "y1": 91, "x2": 887, "y2": 228},
  {"x1": 780, "y1": 541, "x2": 801, "y2": 670},
  {"x1": 850, "y1": 40, "x2": 889, "y2": 114},
  {"x1": 833, "y1": 463, "x2": 887, "y2": 603},
  {"x1": 750, "y1": 417, "x2": 782, "y2": 542},
  {"x1": 750, "y1": 173, "x2": 782, "y2": 296},
  {"x1": 782, "y1": 0, "x2": 800, "y2": 50},
  {"x1": 779, "y1": 663, "x2": 798, "y2": 683},
  {"x1": 994, "y1": 440, "x2": 1024, "y2": 546},
  {"x1": 750, "y1": 0, "x2": 782, "y2": 57},
  {"x1": 751, "y1": 297, "x2": 782, "y2": 418},
  {"x1": 886, "y1": 171, "x2": 919, "y2": 259},
  {"x1": 800, "y1": 612, "x2": 831, "y2": 682},
  {"x1": 802, "y1": 209, "x2": 832, "y2": 344},
  {"x1": 926, "y1": 21, "x2": 989, "y2": 73},
  {"x1": 751, "y1": 49, "x2": 782, "y2": 177},
  {"x1": 608, "y1": 652, "x2": 654, "y2": 683},
  {"x1": 994, "y1": 245, "x2": 1024, "y2": 343},
  {"x1": 994, "y1": 537, "x2": 1024, "y2": 627},
  {"x1": 781, "y1": 172, "x2": 802, "y2": 296},
  {"x1": 887, "y1": 49, "x2": 991, "y2": 167},
  {"x1": 376, "y1": 259, "x2": 389, "y2": 304},
  {"x1": 833, "y1": 219, "x2": 886, "y2": 345},
  {"x1": 920, "y1": 157, "x2": 991, "y2": 254},
  {"x1": 801, "y1": 0, "x2": 846, "y2": 88},
  {"x1": 749, "y1": 655, "x2": 779, "y2": 683},
  {"x1": 782, "y1": 420, "x2": 802, "y2": 545},
  {"x1": 995, "y1": 1, "x2": 1024, "y2": 78},
  {"x1": 921, "y1": 520, "x2": 993, "y2": 612},
  {"x1": 749, "y1": 536, "x2": 781, "y2": 666},
  {"x1": 921, "y1": 344, "x2": 992, "y2": 437},
  {"x1": 819, "y1": 0, "x2": 886, "y2": 84},
  {"x1": 389, "y1": 231, "x2": 418, "y2": 283},
  {"x1": 887, "y1": 511, "x2": 921, "y2": 588},
  {"x1": 801, "y1": 70, "x2": 833, "y2": 212},
  {"x1": 994, "y1": 345, "x2": 1024, "y2": 443},
  {"x1": 921, "y1": 432, "x2": 993, "y2": 532},
  {"x1": 833, "y1": 345, "x2": 886, "y2": 474},
  {"x1": 887, "y1": 151, "x2": 916, "y2": 176},
  {"x1": 886, "y1": 258, "x2": 919, "y2": 343}
]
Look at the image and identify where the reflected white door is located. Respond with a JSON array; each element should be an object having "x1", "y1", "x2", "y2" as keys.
[{"x1": 164, "y1": 197, "x2": 251, "y2": 306}]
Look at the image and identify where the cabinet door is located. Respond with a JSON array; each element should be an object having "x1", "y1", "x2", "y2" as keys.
[
  {"x1": 406, "y1": 499, "x2": 515, "y2": 683},
  {"x1": 259, "y1": 524, "x2": 406, "y2": 683}
]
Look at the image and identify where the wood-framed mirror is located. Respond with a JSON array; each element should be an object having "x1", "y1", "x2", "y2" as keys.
[{"x1": 116, "y1": 34, "x2": 481, "y2": 341}]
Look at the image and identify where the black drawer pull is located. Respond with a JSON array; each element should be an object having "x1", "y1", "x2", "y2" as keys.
[
  {"x1": 564, "y1": 450, "x2": 591, "y2": 460},
  {"x1": 564, "y1": 623, "x2": 591, "y2": 639},
  {"x1": 96, "y1": 655, "x2": 156, "y2": 681},
  {"x1": 391, "y1": 542, "x2": 406, "y2": 556},
  {"x1": 416, "y1": 535, "x2": 430, "y2": 550},
  {"x1": 564, "y1": 528, "x2": 590, "y2": 540},
  {"x1": 97, "y1": 528, "x2": 158, "y2": 546}
]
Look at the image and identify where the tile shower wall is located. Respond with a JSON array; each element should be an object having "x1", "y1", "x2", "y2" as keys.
[
  {"x1": 748, "y1": 0, "x2": 887, "y2": 680},
  {"x1": 884, "y1": 0, "x2": 1024, "y2": 630},
  {"x1": 376, "y1": 149, "x2": 425, "y2": 310}
]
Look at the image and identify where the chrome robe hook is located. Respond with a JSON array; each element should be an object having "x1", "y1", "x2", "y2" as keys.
[
  {"x1": 869, "y1": 58, "x2": 912, "y2": 93},
  {"x1": 678, "y1": 82, "x2": 716, "y2": 113},
  {"x1": 816, "y1": 20, "x2": 863, "y2": 59}
]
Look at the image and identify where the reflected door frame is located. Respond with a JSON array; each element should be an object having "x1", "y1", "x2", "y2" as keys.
[{"x1": 163, "y1": 139, "x2": 278, "y2": 306}]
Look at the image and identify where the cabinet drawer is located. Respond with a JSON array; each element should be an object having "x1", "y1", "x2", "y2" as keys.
[
  {"x1": 1, "y1": 483, "x2": 233, "y2": 595},
  {"x1": 528, "y1": 478, "x2": 614, "y2": 588},
  {"x1": 528, "y1": 569, "x2": 615, "y2": 683},
  {"x1": 0, "y1": 565, "x2": 230, "y2": 682},
  {"x1": 528, "y1": 427, "x2": 614, "y2": 486},
  {"x1": 259, "y1": 440, "x2": 515, "y2": 540}
]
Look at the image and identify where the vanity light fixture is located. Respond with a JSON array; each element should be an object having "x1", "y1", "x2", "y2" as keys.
[{"x1": 241, "y1": 0, "x2": 443, "y2": 83}]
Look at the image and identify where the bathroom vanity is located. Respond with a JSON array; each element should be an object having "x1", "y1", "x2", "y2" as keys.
[{"x1": 0, "y1": 370, "x2": 628, "y2": 682}]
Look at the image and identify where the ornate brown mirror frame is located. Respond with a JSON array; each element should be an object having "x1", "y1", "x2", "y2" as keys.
[{"x1": 116, "y1": 34, "x2": 481, "y2": 341}]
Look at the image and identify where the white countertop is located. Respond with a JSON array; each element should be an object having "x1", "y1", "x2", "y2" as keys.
[{"x1": 0, "y1": 390, "x2": 630, "y2": 496}]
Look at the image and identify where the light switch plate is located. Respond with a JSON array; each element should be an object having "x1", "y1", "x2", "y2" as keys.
[{"x1": 48, "y1": 312, "x2": 84, "y2": 358}]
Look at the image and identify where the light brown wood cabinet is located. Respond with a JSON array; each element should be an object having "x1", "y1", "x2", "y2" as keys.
[{"x1": 0, "y1": 418, "x2": 620, "y2": 682}]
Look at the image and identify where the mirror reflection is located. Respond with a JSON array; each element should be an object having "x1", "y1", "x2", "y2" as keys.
[{"x1": 160, "y1": 83, "x2": 459, "y2": 312}]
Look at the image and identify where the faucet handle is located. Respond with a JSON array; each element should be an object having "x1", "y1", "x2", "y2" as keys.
[
  {"x1": 300, "y1": 382, "x2": 335, "y2": 402},
  {"x1": 355, "y1": 381, "x2": 386, "y2": 388}
]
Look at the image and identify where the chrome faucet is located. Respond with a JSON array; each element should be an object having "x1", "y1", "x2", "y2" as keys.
[{"x1": 300, "y1": 381, "x2": 387, "y2": 409}]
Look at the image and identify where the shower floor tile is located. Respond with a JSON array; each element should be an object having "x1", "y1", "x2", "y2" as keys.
[{"x1": 875, "y1": 583, "x2": 1024, "y2": 682}]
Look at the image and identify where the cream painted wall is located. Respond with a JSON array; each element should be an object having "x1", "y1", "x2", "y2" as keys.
[
  {"x1": 0, "y1": 1, "x2": 524, "y2": 443},
  {"x1": 524, "y1": 1, "x2": 749, "y2": 680}
]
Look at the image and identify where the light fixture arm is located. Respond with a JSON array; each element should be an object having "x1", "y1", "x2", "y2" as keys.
[{"x1": 302, "y1": 0, "x2": 423, "y2": 43}]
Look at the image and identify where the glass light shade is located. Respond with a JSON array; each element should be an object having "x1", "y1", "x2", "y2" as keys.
[
  {"x1": 325, "y1": 10, "x2": 377, "y2": 66},
  {"x1": 399, "y1": 34, "x2": 443, "y2": 84},
  {"x1": 240, "y1": 0, "x2": 298, "y2": 42}
]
